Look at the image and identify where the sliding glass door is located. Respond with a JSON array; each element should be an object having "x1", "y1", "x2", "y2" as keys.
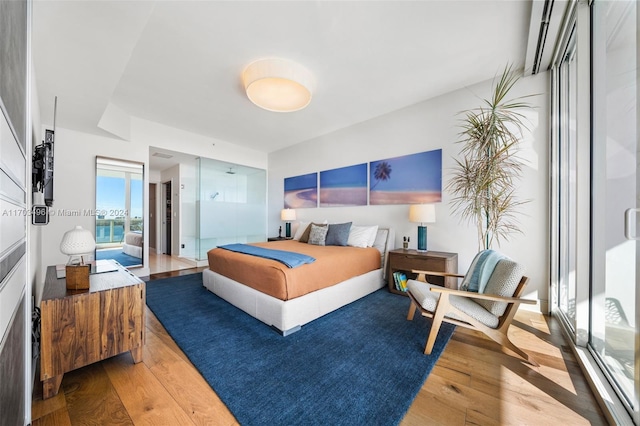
[
  {"x1": 590, "y1": 0, "x2": 638, "y2": 412},
  {"x1": 556, "y1": 29, "x2": 578, "y2": 331},
  {"x1": 552, "y1": 0, "x2": 639, "y2": 420}
]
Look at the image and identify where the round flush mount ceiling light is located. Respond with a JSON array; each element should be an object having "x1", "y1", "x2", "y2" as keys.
[{"x1": 242, "y1": 58, "x2": 313, "y2": 112}]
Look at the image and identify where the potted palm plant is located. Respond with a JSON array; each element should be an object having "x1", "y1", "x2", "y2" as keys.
[{"x1": 448, "y1": 65, "x2": 535, "y2": 250}]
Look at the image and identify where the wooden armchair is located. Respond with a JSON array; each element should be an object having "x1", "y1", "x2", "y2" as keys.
[{"x1": 406, "y1": 257, "x2": 539, "y2": 366}]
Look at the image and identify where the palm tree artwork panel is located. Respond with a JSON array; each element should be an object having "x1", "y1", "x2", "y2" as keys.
[
  {"x1": 319, "y1": 163, "x2": 368, "y2": 207},
  {"x1": 369, "y1": 149, "x2": 442, "y2": 205},
  {"x1": 284, "y1": 172, "x2": 318, "y2": 208}
]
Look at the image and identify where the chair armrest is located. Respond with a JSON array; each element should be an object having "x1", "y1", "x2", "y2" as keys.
[{"x1": 428, "y1": 286, "x2": 537, "y2": 305}]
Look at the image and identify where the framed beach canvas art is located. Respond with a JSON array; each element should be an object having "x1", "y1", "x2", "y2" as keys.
[
  {"x1": 369, "y1": 149, "x2": 442, "y2": 205},
  {"x1": 284, "y1": 172, "x2": 318, "y2": 208},
  {"x1": 319, "y1": 163, "x2": 367, "y2": 207}
]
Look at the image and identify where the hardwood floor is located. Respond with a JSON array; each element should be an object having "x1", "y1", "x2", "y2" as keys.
[
  {"x1": 32, "y1": 270, "x2": 608, "y2": 425},
  {"x1": 146, "y1": 250, "x2": 199, "y2": 275}
]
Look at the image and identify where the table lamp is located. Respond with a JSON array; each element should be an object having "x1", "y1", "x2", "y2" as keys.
[
  {"x1": 409, "y1": 204, "x2": 436, "y2": 252},
  {"x1": 60, "y1": 225, "x2": 96, "y2": 290},
  {"x1": 280, "y1": 208, "x2": 296, "y2": 238}
]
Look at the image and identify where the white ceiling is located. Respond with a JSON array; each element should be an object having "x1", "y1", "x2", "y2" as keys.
[{"x1": 32, "y1": 1, "x2": 533, "y2": 155}]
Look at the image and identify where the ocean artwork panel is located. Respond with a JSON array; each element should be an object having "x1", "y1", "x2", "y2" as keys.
[
  {"x1": 284, "y1": 172, "x2": 318, "y2": 208},
  {"x1": 319, "y1": 163, "x2": 368, "y2": 207},
  {"x1": 369, "y1": 149, "x2": 442, "y2": 205}
]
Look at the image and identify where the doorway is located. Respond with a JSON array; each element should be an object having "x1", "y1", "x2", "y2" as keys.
[{"x1": 163, "y1": 181, "x2": 172, "y2": 255}]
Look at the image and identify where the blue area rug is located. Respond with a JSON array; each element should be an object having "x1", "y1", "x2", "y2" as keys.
[
  {"x1": 145, "y1": 273, "x2": 455, "y2": 426},
  {"x1": 96, "y1": 248, "x2": 141, "y2": 267}
]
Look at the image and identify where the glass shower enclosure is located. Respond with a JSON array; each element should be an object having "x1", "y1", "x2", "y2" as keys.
[{"x1": 194, "y1": 157, "x2": 266, "y2": 261}]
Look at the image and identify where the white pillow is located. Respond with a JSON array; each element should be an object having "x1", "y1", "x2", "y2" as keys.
[
  {"x1": 293, "y1": 221, "x2": 309, "y2": 240},
  {"x1": 365, "y1": 225, "x2": 379, "y2": 246},
  {"x1": 348, "y1": 225, "x2": 379, "y2": 248}
]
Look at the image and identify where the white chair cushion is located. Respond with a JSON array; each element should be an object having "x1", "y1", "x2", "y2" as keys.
[
  {"x1": 476, "y1": 259, "x2": 524, "y2": 317},
  {"x1": 407, "y1": 280, "x2": 499, "y2": 328}
]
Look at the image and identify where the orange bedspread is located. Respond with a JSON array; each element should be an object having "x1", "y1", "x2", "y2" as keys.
[{"x1": 206, "y1": 240, "x2": 380, "y2": 301}]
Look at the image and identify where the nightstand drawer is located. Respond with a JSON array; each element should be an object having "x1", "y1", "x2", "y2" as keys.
[
  {"x1": 387, "y1": 249, "x2": 458, "y2": 295},
  {"x1": 390, "y1": 254, "x2": 446, "y2": 272}
]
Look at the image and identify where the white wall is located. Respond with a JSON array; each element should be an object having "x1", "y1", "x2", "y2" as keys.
[
  {"x1": 268, "y1": 72, "x2": 550, "y2": 311},
  {"x1": 38, "y1": 127, "x2": 150, "y2": 285},
  {"x1": 131, "y1": 117, "x2": 267, "y2": 170},
  {"x1": 34, "y1": 118, "x2": 268, "y2": 303}
]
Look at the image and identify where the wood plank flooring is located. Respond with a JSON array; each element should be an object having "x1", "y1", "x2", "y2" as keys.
[
  {"x1": 32, "y1": 270, "x2": 608, "y2": 425},
  {"x1": 146, "y1": 250, "x2": 199, "y2": 275}
]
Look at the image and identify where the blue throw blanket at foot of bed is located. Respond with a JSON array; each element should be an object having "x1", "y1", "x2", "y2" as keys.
[{"x1": 217, "y1": 243, "x2": 315, "y2": 268}]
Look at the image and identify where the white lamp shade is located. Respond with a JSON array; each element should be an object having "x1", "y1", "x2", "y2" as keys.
[
  {"x1": 409, "y1": 204, "x2": 436, "y2": 224},
  {"x1": 243, "y1": 58, "x2": 313, "y2": 112},
  {"x1": 60, "y1": 226, "x2": 96, "y2": 255},
  {"x1": 281, "y1": 208, "x2": 297, "y2": 221}
]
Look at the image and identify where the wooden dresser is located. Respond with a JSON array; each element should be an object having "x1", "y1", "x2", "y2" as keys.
[
  {"x1": 40, "y1": 262, "x2": 145, "y2": 399},
  {"x1": 387, "y1": 249, "x2": 459, "y2": 295}
]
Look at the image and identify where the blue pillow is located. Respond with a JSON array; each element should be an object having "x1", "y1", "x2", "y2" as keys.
[
  {"x1": 325, "y1": 222, "x2": 352, "y2": 246},
  {"x1": 461, "y1": 250, "x2": 506, "y2": 293}
]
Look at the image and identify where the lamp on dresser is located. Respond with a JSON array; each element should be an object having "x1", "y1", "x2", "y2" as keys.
[
  {"x1": 280, "y1": 208, "x2": 296, "y2": 238},
  {"x1": 409, "y1": 204, "x2": 436, "y2": 252},
  {"x1": 60, "y1": 225, "x2": 95, "y2": 290}
]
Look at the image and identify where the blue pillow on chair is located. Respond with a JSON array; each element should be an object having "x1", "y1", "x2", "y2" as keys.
[{"x1": 460, "y1": 250, "x2": 507, "y2": 293}]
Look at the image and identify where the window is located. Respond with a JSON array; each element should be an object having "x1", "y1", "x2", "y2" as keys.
[
  {"x1": 95, "y1": 158, "x2": 144, "y2": 255},
  {"x1": 590, "y1": 0, "x2": 638, "y2": 413},
  {"x1": 552, "y1": 0, "x2": 639, "y2": 421},
  {"x1": 556, "y1": 28, "x2": 578, "y2": 330}
]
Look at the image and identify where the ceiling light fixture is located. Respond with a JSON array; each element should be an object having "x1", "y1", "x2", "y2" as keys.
[{"x1": 242, "y1": 58, "x2": 313, "y2": 112}]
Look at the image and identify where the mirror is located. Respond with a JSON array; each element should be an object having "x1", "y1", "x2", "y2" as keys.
[{"x1": 95, "y1": 157, "x2": 144, "y2": 268}]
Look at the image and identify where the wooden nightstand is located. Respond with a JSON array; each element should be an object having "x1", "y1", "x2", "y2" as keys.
[
  {"x1": 268, "y1": 237, "x2": 293, "y2": 241},
  {"x1": 387, "y1": 249, "x2": 458, "y2": 295},
  {"x1": 39, "y1": 261, "x2": 145, "y2": 399}
]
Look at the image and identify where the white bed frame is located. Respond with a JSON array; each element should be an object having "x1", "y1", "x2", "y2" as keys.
[{"x1": 202, "y1": 227, "x2": 395, "y2": 335}]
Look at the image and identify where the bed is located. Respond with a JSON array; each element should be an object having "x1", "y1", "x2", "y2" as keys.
[
  {"x1": 122, "y1": 231, "x2": 143, "y2": 259},
  {"x1": 203, "y1": 226, "x2": 394, "y2": 335}
]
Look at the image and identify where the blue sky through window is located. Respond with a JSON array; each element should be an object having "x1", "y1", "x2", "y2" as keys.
[{"x1": 96, "y1": 175, "x2": 143, "y2": 218}]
